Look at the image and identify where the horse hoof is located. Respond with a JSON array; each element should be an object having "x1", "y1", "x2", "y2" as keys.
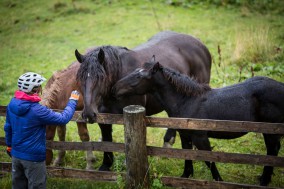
[
  {"x1": 163, "y1": 142, "x2": 173, "y2": 148},
  {"x1": 86, "y1": 165, "x2": 95, "y2": 170},
  {"x1": 259, "y1": 175, "x2": 270, "y2": 186},
  {"x1": 99, "y1": 165, "x2": 111, "y2": 171},
  {"x1": 216, "y1": 177, "x2": 223, "y2": 182},
  {"x1": 85, "y1": 156, "x2": 97, "y2": 163},
  {"x1": 53, "y1": 158, "x2": 63, "y2": 167},
  {"x1": 90, "y1": 156, "x2": 97, "y2": 162},
  {"x1": 168, "y1": 137, "x2": 175, "y2": 145}
]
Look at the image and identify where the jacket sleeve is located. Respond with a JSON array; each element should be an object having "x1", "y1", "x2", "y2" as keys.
[
  {"x1": 4, "y1": 109, "x2": 12, "y2": 147},
  {"x1": 36, "y1": 100, "x2": 78, "y2": 125}
]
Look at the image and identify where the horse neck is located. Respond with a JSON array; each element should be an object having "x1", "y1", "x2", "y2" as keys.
[
  {"x1": 101, "y1": 51, "x2": 124, "y2": 96},
  {"x1": 151, "y1": 72, "x2": 191, "y2": 116},
  {"x1": 105, "y1": 47, "x2": 131, "y2": 85},
  {"x1": 42, "y1": 69, "x2": 78, "y2": 109},
  {"x1": 152, "y1": 68, "x2": 210, "y2": 116}
]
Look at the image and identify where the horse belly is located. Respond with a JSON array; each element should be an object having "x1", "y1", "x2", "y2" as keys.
[{"x1": 208, "y1": 131, "x2": 247, "y2": 139}]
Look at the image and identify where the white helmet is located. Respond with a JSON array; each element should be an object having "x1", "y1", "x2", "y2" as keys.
[{"x1": 18, "y1": 72, "x2": 46, "y2": 93}]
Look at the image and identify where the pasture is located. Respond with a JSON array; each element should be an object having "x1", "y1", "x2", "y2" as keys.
[{"x1": 0, "y1": 0, "x2": 284, "y2": 188}]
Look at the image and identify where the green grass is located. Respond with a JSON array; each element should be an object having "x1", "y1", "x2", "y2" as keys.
[{"x1": 1, "y1": 0, "x2": 284, "y2": 188}]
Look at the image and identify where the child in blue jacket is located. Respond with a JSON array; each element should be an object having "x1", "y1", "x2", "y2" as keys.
[{"x1": 4, "y1": 72, "x2": 80, "y2": 189}]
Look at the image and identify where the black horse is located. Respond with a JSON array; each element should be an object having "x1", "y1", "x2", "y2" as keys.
[
  {"x1": 112, "y1": 56, "x2": 284, "y2": 186},
  {"x1": 75, "y1": 31, "x2": 211, "y2": 171}
]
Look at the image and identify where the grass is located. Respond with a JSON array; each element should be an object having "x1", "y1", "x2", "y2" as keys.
[
  {"x1": 0, "y1": 0, "x2": 284, "y2": 188},
  {"x1": 232, "y1": 26, "x2": 273, "y2": 63}
]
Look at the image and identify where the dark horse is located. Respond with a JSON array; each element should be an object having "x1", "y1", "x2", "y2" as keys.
[
  {"x1": 112, "y1": 56, "x2": 284, "y2": 186},
  {"x1": 42, "y1": 61, "x2": 96, "y2": 169},
  {"x1": 75, "y1": 31, "x2": 211, "y2": 171}
]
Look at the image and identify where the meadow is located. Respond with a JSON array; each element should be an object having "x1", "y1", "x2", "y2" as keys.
[{"x1": 0, "y1": 0, "x2": 284, "y2": 188}]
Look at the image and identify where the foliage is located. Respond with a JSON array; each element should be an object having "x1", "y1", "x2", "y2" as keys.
[
  {"x1": 165, "y1": 0, "x2": 284, "y2": 14},
  {"x1": 232, "y1": 26, "x2": 275, "y2": 63},
  {"x1": 113, "y1": 154, "x2": 126, "y2": 189},
  {"x1": 149, "y1": 157, "x2": 164, "y2": 189}
]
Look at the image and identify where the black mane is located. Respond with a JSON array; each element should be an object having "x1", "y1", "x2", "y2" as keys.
[
  {"x1": 164, "y1": 68, "x2": 211, "y2": 96},
  {"x1": 153, "y1": 63, "x2": 211, "y2": 96}
]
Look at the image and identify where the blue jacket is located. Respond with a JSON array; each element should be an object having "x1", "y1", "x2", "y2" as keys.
[{"x1": 4, "y1": 97, "x2": 77, "y2": 162}]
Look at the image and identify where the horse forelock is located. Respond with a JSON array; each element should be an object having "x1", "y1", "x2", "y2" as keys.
[
  {"x1": 161, "y1": 67, "x2": 211, "y2": 96},
  {"x1": 76, "y1": 46, "x2": 127, "y2": 96}
]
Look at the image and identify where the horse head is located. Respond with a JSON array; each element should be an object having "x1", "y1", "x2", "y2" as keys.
[
  {"x1": 113, "y1": 55, "x2": 161, "y2": 99},
  {"x1": 75, "y1": 48, "x2": 110, "y2": 123}
]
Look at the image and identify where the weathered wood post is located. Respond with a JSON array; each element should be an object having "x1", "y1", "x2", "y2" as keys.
[{"x1": 123, "y1": 105, "x2": 149, "y2": 189}]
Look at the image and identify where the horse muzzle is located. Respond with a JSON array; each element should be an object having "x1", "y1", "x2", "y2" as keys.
[{"x1": 82, "y1": 110, "x2": 97, "y2": 124}]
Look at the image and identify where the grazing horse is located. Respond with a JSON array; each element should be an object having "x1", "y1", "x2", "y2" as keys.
[
  {"x1": 112, "y1": 56, "x2": 284, "y2": 186},
  {"x1": 42, "y1": 61, "x2": 96, "y2": 169},
  {"x1": 75, "y1": 31, "x2": 212, "y2": 171}
]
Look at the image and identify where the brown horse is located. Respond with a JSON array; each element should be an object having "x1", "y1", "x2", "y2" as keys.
[
  {"x1": 42, "y1": 61, "x2": 96, "y2": 169},
  {"x1": 75, "y1": 31, "x2": 212, "y2": 171}
]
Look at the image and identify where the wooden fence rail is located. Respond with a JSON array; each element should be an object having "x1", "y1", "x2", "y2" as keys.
[
  {"x1": 1, "y1": 106, "x2": 284, "y2": 134},
  {"x1": 0, "y1": 105, "x2": 284, "y2": 188},
  {"x1": 1, "y1": 138, "x2": 284, "y2": 168},
  {"x1": 1, "y1": 162, "x2": 278, "y2": 189}
]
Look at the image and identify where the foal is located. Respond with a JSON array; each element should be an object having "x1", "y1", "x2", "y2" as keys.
[{"x1": 112, "y1": 56, "x2": 284, "y2": 186}]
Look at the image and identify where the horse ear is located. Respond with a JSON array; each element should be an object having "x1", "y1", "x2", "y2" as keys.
[
  {"x1": 75, "y1": 49, "x2": 84, "y2": 63},
  {"x1": 152, "y1": 62, "x2": 161, "y2": 73},
  {"x1": 98, "y1": 48, "x2": 105, "y2": 64},
  {"x1": 150, "y1": 55, "x2": 156, "y2": 63}
]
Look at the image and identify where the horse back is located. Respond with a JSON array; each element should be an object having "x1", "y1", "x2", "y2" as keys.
[
  {"x1": 132, "y1": 31, "x2": 211, "y2": 83},
  {"x1": 121, "y1": 31, "x2": 212, "y2": 115},
  {"x1": 196, "y1": 76, "x2": 284, "y2": 123}
]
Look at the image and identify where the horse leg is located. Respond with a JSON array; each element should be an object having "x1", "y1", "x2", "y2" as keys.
[
  {"x1": 77, "y1": 122, "x2": 96, "y2": 170},
  {"x1": 259, "y1": 134, "x2": 281, "y2": 186},
  {"x1": 163, "y1": 129, "x2": 177, "y2": 148},
  {"x1": 53, "y1": 125, "x2": 66, "y2": 166},
  {"x1": 46, "y1": 125, "x2": 57, "y2": 165},
  {"x1": 178, "y1": 130, "x2": 194, "y2": 178},
  {"x1": 190, "y1": 132, "x2": 223, "y2": 181},
  {"x1": 98, "y1": 123, "x2": 114, "y2": 171}
]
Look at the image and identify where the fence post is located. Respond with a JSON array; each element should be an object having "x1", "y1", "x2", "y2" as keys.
[{"x1": 123, "y1": 105, "x2": 149, "y2": 189}]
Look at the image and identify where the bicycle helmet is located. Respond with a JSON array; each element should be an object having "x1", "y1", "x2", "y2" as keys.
[{"x1": 18, "y1": 72, "x2": 46, "y2": 93}]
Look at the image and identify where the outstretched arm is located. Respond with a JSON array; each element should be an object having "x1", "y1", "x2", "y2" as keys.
[{"x1": 37, "y1": 90, "x2": 80, "y2": 125}]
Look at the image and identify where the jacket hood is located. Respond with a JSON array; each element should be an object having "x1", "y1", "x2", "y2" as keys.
[{"x1": 9, "y1": 98, "x2": 32, "y2": 116}]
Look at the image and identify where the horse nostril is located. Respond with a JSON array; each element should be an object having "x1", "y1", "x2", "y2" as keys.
[
  {"x1": 88, "y1": 117, "x2": 95, "y2": 124},
  {"x1": 85, "y1": 113, "x2": 96, "y2": 124}
]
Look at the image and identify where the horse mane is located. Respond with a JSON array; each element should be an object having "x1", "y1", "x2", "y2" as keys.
[
  {"x1": 161, "y1": 65, "x2": 211, "y2": 96},
  {"x1": 42, "y1": 71, "x2": 63, "y2": 108},
  {"x1": 76, "y1": 46, "x2": 129, "y2": 96},
  {"x1": 42, "y1": 62, "x2": 78, "y2": 107}
]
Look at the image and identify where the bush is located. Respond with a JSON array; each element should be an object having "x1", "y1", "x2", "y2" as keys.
[{"x1": 165, "y1": 0, "x2": 284, "y2": 14}]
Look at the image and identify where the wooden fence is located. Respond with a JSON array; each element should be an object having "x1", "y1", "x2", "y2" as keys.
[{"x1": 0, "y1": 105, "x2": 284, "y2": 189}]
